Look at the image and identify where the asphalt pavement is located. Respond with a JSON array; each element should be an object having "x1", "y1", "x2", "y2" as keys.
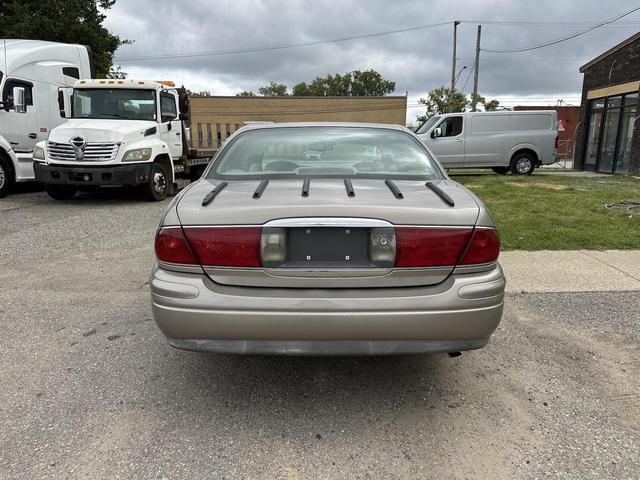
[{"x1": 1, "y1": 188, "x2": 638, "y2": 480}]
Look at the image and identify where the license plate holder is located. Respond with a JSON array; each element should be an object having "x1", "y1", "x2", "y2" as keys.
[{"x1": 286, "y1": 227, "x2": 369, "y2": 267}]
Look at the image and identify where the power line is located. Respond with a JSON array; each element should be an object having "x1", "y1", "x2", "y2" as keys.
[
  {"x1": 481, "y1": 6, "x2": 640, "y2": 53},
  {"x1": 115, "y1": 21, "x2": 452, "y2": 61},
  {"x1": 462, "y1": 19, "x2": 640, "y2": 27}
]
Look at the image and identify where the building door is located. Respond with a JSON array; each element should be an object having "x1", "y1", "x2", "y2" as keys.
[
  {"x1": 597, "y1": 97, "x2": 621, "y2": 173},
  {"x1": 614, "y1": 93, "x2": 638, "y2": 174},
  {"x1": 583, "y1": 108, "x2": 603, "y2": 171}
]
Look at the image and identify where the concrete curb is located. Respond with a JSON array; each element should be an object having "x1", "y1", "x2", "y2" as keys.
[{"x1": 500, "y1": 250, "x2": 640, "y2": 293}]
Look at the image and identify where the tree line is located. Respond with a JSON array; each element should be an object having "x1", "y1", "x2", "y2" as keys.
[{"x1": 236, "y1": 70, "x2": 396, "y2": 97}]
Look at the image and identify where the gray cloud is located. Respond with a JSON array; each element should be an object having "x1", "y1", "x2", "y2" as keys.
[{"x1": 104, "y1": 0, "x2": 640, "y2": 121}]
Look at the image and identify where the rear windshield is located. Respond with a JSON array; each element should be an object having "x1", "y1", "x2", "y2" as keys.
[{"x1": 209, "y1": 127, "x2": 443, "y2": 180}]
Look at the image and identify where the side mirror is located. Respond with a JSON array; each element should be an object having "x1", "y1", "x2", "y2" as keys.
[
  {"x1": 431, "y1": 127, "x2": 442, "y2": 138},
  {"x1": 13, "y1": 87, "x2": 26, "y2": 113},
  {"x1": 179, "y1": 112, "x2": 188, "y2": 121},
  {"x1": 162, "y1": 115, "x2": 175, "y2": 124}
]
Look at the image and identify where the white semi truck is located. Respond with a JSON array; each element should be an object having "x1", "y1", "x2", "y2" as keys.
[
  {"x1": 0, "y1": 39, "x2": 92, "y2": 197},
  {"x1": 33, "y1": 79, "x2": 207, "y2": 201}
]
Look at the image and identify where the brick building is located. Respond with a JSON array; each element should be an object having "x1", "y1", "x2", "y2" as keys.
[
  {"x1": 189, "y1": 95, "x2": 407, "y2": 152},
  {"x1": 574, "y1": 32, "x2": 640, "y2": 174}
]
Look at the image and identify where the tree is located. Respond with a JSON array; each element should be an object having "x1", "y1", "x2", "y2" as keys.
[
  {"x1": 186, "y1": 90, "x2": 211, "y2": 97},
  {"x1": 350, "y1": 70, "x2": 395, "y2": 96},
  {"x1": 106, "y1": 65, "x2": 127, "y2": 79},
  {"x1": 242, "y1": 69, "x2": 395, "y2": 98},
  {"x1": 258, "y1": 82, "x2": 288, "y2": 96},
  {"x1": 0, "y1": 0, "x2": 130, "y2": 78},
  {"x1": 236, "y1": 90, "x2": 256, "y2": 97},
  {"x1": 417, "y1": 86, "x2": 500, "y2": 122}
]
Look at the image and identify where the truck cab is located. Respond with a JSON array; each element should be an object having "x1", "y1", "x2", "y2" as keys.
[
  {"x1": 34, "y1": 79, "x2": 190, "y2": 201},
  {"x1": 0, "y1": 39, "x2": 92, "y2": 197}
]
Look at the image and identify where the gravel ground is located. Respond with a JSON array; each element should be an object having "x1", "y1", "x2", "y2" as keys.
[{"x1": 1, "y1": 189, "x2": 638, "y2": 480}]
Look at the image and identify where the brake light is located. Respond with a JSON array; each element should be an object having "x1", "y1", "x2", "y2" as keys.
[
  {"x1": 183, "y1": 227, "x2": 261, "y2": 267},
  {"x1": 459, "y1": 228, "x2": 500, "y2": 265},
  {"x1": 155, "y1": 227, "x2": 198, "y2": 265},
  {"x1": 395, "y1": 227, "x2": 472, "y2": 267}
]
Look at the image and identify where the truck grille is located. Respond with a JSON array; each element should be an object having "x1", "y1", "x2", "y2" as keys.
[{"x1": 47, "y1": 141, "x2": 121, "y2": 162}]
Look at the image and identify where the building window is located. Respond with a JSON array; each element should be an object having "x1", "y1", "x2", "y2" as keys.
[
  {"x1": 216, "y1": 123, "x2": 222, "y2": 147},
  {"x1": 226, "y1": 123, "x2": 231, "y2": 139},
  {"x1": 197, "y1": 123, "x2": 203, "y2": 147},
  {"x1": 206, "y1": 123, "x2": 212, "y2": 148},
  {"x1": 235, "y1": 123, "x2": 240, "y2": 131}
]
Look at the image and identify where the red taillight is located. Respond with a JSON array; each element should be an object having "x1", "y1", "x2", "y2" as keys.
[
  {"x1": 459, "y1": 228, "x2": 500, "y2": 265},
  {"x1": 155, "y1": 227, "x2": 198, "y2": 265},
  {"x1": 555, "y1": 135, "x2": 559, "y2": 149},
  {"x1": 183, "y1": 227, "x2": 261, "y2": 267},
  {"x1": 395, "y1": 227, "x2": 472, "y2": 267}
]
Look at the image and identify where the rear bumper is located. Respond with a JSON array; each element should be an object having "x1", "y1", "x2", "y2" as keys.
[
  {"x1": 34, "y1": 161, "x2": 152, "y2": 187},
  {"x1": 150, "y1": 264, "x2": 506, "y2": 355}
]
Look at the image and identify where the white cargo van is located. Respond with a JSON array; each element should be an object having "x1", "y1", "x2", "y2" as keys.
[{"x1": 416, "y1": 110, "x2": 558, "y2": 175}]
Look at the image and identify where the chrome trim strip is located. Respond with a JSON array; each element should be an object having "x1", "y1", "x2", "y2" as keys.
[
  {"x1": 157, "y1": 260, "x2": 203, "y2": 274},
  {"x1": 265, "y1": 217, "x2": 393, "y2": 228}
]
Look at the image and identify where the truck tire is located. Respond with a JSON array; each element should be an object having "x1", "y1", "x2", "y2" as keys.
[
  {"x1": 0, "y1": 154, "x2": 15, "y2": 198},
  {"x1": 510, "y1": 152, "x2": 536, "y2": 175},
  {"x1": 45, "y1": 184, "x2": 77, "y2": 200},
  {"x1": 492, "y1": 167, "x2": 509, "y2": 175},
  {"x1": 144, "y1": 162, "x2": 169, "y2": 201}
]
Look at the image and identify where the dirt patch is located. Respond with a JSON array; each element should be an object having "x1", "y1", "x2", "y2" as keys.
[{"x1": 509, "y1": 182, "x2": 569, "y2": 190}]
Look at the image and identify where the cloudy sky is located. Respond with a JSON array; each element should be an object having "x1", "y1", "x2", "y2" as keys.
[{"x1": 104, "y1": 0, "x2": 640, "y2": 123}]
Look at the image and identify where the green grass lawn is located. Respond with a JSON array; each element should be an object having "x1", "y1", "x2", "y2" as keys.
[{"x1": 451, "y1": 172, "x2": 640, "y2": 250}]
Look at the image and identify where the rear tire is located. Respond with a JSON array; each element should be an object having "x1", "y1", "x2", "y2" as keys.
[
  {"x1": 45, "y1": 184, "x2": 77, "y2": 200},
  {"x1": 0, "y1": 155, "x2": 14, "y2": 198},
  {"x1": 510, "y1": 152, "x2": 536, "y2": 175},
  {"x1": 144, "y1": 162, "x2": 169, "y2": 201},
  {"x1": 492, "y1": 167, "x2": 509, "y2": 175}
]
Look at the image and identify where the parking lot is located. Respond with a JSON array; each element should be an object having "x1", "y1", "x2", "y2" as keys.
[{"x1": 1, "y1": 188, "x2": 639, "y2": 480}]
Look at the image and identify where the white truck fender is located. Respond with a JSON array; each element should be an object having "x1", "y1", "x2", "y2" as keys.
[
  {"x1": 0, "y1": 134, "x2": 19, "y2": 176},
  {"x1": 121, "y1": 138, "x2": 176, "y2": 183}
]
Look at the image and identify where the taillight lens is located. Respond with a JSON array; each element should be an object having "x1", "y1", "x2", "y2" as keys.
[
  {"x1": 395, "y1": 227, "x2": 472, "y2": 267},
  {"x1": 459, "y1": 228, "x2": 500, "y2": 265},
  {"x1": 183, "y1": 227, "x2": 261, "y2": 267},
  {"x1": 155, "y1": 227, "x2": 198, "y2": 265}
]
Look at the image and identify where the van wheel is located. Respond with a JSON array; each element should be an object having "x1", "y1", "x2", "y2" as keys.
[
  {"x1": 510, "y1": 153, "x2": 536, "y2": 175},
  {"x1": 0, "y1": 155, "x2": 14, "y2": 198},
  {"x1": 144, "y1": 162, "x2": 169, "y2": 201},
  {"x1": 492, "y1": 167, "x2": 509, "y2": 175},
  {"x1": 45, "y1": 184, "x2": 77, "y2": 200}
]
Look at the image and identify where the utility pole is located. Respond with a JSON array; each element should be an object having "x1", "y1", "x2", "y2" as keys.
[
  {"x1": 471, "y1": 25, "x2": 481, "y2": 112},
  {"x1": 448, "y1": 20, "x2": 461, "y2": 113}
]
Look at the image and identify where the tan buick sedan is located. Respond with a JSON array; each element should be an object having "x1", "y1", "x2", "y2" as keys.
[{"x1": 150, "y1": 123, "x2": 505, "y2": 355}]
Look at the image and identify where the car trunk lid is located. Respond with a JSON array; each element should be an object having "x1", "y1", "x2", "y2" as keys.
[{"x1": 175, "y1": 178, "x2": 482, "y2": 288}]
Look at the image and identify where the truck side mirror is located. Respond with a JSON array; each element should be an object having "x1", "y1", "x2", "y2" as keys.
[
  {"x1": 13, "y1": 87, "x2": 26, "y2": 113},
  {"x1": 431, "y1": 127, "x2": 442, "y2": 138},
  {"x1": 179, "y1": 112, "x2": 188, "y2": 121}
]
